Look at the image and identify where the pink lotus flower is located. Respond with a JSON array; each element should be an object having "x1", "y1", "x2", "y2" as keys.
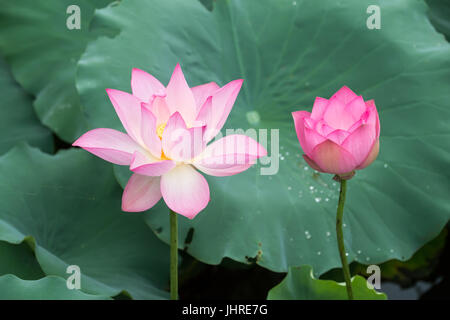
[
  {"x1": 73, "y1": 64, "x2": 266, "y2": 219},
  {"x1": 292, "y1": 86, "x2": 380, "y2": 178}
]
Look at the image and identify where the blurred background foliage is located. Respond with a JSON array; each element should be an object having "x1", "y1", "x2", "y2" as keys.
[{"x1": 0, "y1": 0, "x2": 448, "y2": 299}]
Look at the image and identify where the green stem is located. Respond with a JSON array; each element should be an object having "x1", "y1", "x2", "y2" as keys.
[
  {"x1": 336, "y1": 179, "x2": 353, "y2": 300},
  {"x1": 170, "y1": 210, "x2": 178, "y2": 300}
]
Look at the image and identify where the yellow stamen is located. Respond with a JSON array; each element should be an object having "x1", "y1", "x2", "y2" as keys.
[
  {"x1": 157, "y1": 123, "x2": 166, "y2": 140},
  {"x1": 156, "y1": 123, "x2": 170, "y2": 160},
  {"x1": 160, "y1": 150, "x2": 170, "y2": 160}
]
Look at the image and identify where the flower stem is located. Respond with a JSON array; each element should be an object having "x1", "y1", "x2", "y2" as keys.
[
  {"x1": 170, "y1": 209, "x2": 178, "y2": 300},
  {"x1": 336, "y1": 179, "x2": 353, "y2": 300}
]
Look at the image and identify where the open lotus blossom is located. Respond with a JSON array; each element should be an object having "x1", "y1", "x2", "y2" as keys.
[
  {"x1": 292, "y1": 86, "x2": 380, "y2": 179},
  {"x1": 73, "y1": 64, "x2": 267, "y2": 219}
]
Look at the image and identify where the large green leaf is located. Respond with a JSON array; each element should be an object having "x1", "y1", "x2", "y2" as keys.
[
  {"x1": 360, "y1": 226, "x2": 447, "y2": 286},
  {"x1": 426, "y1": 0, "x2": 450, "y2": 40},
  {"x1": 0, "y1": 144, "x2": 170, "y2": 299},
  {"x1": 0, "y1": 0, "x2": 111, "y2": 142},
  {"x1": 0, "y1": 56, "x2": 53, "y2": 155},
  {"x1": 0, "y1": 241, "x2": 110, "y2": 300},
  {"x1": 0, "y1": 240, "x2": 44, "y2": 280},
  {"x1": 267, "y1": 266, "x2": 386, "y2": 300},
  {"x1": 0, "y1": 275, "x2": 110, "y2": 300},
  {"x1": 77, "y1": 0, "x2": 450, "y2": 275}
]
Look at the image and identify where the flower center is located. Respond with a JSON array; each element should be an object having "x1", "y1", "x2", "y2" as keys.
[
  {"x1": 160, "y1": 150, "x2": 170, "y2": 161},
  {"x1": 156, "y1": 123, "x2": 166, "y2": 140},
  {"x1": 156, "y1": 123, "x2": 170, "y2": 160}
]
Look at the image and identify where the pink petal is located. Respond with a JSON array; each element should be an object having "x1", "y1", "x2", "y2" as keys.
[
  {"x1": 201, "y1": 79, "x2": 244, "y2": 142},
  {"x1": 292, "y1": 111, "x2": 311, "y2": 155},
  {"x1": 131, "y1": 68, "x2": 166, "y2": 102},
  {"x1": 130, "y1": 151, "x2": 176, "y2": 176},
  {"x1": 357, "y1": 139, "x2": 380, "y2": 169},
  {"x1": 326, "y1": 129, "x2": 350, "y2": 145},
  {"x1": 196, "y1": 96, "x2": 213, "y2": 128},
  {"x1": 365, "y1": 100, "x2": 380, "y2": 138},
  {"x1": 303, "y1": 126, "x2": 326, "y2": 156},
  {"x1": 162, "y1": 112, "x2": 206, "y2": 161},
  {"x1": 165, "y1": 64, "x2": 197, "y2": 125},
  {"x1": 331, "y1": 86, "x2": 358, "y2": 104},
  {"x1": 191, "y1": 82, "x2": 220, "y2": 113},
  {"x1": 348, "y1": 102, "x2": 379, "y2": 134},
  {"x1": 73, "y1": 128, "x2": 142, "y2": 165},
  {"x1": 303, "y1": 154, "x2": 324, "y2": 172},
  {"x1": 193, "y1": 134, "x2": 267, "y2": 176},
  {"x1": 323, "y1": 97, "x2": 355, "y2": 130},
  {"x1": 310, "y1": 140, "x2": 357, "y2": 174},
  {"x1": 315, "y1": 119, "x2": 335, "y2": 136},
  {"x1": 342, "y1": 124, "x2": 377, "y2": 165},
  {"x1": 345, "y1": 96, "x2": 366, "y2": 121},
  {"x1": 310, "y1": 97, "x2": 329, "y2": 120},
  {"x1": 347, "y1": 118, "x2": 364, "y2": 133},
  {"x1": 160, "y1": 164, "x2": 210, "y2": 219},
  {"x1": 122, "y1": 174, "x2": 162, "y2": 212},
  {"x1": 144, "y1": 97, "x2": 170, "y2": 126},
  {"x1": 303, "y1": 117, "x2": 316, "y2": 130},
  {"x1": 106, "y1": 89, "x2": 143, "y2": 144},
  {"x1": 140, "y1": 106, "x2": 162, "y2": 158}
]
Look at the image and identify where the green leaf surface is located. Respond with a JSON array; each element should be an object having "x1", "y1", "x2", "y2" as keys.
[
  {"x1": 366, "y1": 227, "x2": 447, "y2": 285},
  {"x1": 0, "y1": 0, "x2": 111, "y2": 142},
  {"x1": 0, "y1": 56, "x2": 53, "y2": 155},
  {"x1": 267, "y1": 266, "x2": 386, "y2": 300},
  {"x1": 0, "y1": 274, "x2": 110, "y2": 300},
  {"x1": 0, "y1": 240, "x2": 44, "y2": 280},
  {"x1": 78, "y1": 0, "x2": 450, "y2": 275},
  {"x1": 427, "y1": 0, "x2": 450, "y2": 40},
  {"x1": 0, "y1": 144, "x2": 170, "y2": 299}
]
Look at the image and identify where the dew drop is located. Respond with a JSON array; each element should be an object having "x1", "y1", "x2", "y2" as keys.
[
  {"x1": 325, "y1": 198, "x2": 330, "y2": 202},
  {"x1": 326, "y1": 231, "x2": 331, "y2": 237},
  {"x1": 304, "y1": 166, "x2": 309, "y2": 171},
  {"x1": 287, "y1": 186, "x2": 292, "y2": 191},
  {"x1": 383, "y1": 163, "x2": 388, "y2": 168},
  {"x1": 245, "y1": 110, "x2": 260, "y2": 125},
  {"x1": 304, "y1": 231, "x2": 312, "y2": 240},
  {"x1": 343, "y1": 223, "x2": 347, "y2": 228},
  {"x1": 317, "y1": 251, "x2": 321, "y2": 256},
  {"x1": 390, "y1": 249, "x2": 394, "y2": 253},
  {"x1": 357, "y1": 250, "x2": 362, "y2": 254},
  {"x1": 309, "y1": 186, "x2": 314, "y2": 191},
  {"x1": 314, "y1": 197, "x2": 322, "y2": 203},
  {"x1": 345, "y1": 252, "x2": 349, "y2": 257},
  {"x1": 366, "y1": 257, "x2": 371, "y2": 262}
]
